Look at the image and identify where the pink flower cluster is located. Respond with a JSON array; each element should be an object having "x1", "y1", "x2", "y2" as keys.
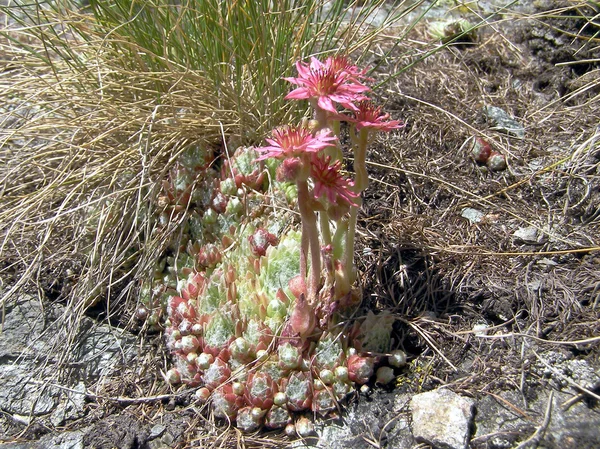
[
  {"x1": 255, "y1": 55, "x2": 403, "y2": 304},
  {"x1": 257, "y1": 126, "x2": 357, "y2": 209},
  {"x1": 256, "y1": 55, "x2": 402, "y2": 209}
]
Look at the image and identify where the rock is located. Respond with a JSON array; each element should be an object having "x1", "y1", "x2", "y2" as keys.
[
  {"x1": 461, "y1": 208, "x2": 484, "y2": 224},
  {"x1": 410, "y1": 388, "x2": 474, "y2": 449},
  {"x1": 39, "y1": 430, "x2": 86, "y2": 449},
  {"x1": 319, "y1": 1, "x2": 394, "y2": 27},
  {"x1": 0, "y1": 294, "x2": 136, "y2": 422},
  {"x1": 50, "y1": 382, "x2": 86, "y2": 427},
  {"x1": 533, "y1": 351, "x2": 599, "y2": 391},
  {"x1": 474, "y1": 389, "x2": 600, "y2": 449},
  {"x1": 473, "y1": 323, "x2": 490, "y2": 337},
  {"x1": 149, "y1": 424, "x2": 166, "y2": 439},
  {"x1": 291, "y1": 390, "x2": 415, "y2": 448},
  {"x1": 513, "y1": 226, "x2": 539, "y2": 244},
  {"x1": 470, "y1": 137, "x2": 492, "y2": 163},
  {"x1": 483, "y1": 105, "x2": 525, "y2": 138},
  {"x1": 0, "y1": 429, "x2": 86, "y2": 449},
  {"x1": 486, "y1": 152, "x2": 507, "y2": 171}
]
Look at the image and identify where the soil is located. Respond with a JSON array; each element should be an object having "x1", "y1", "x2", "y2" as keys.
[{"x1": 1, "y1": 0, "x2": 599, "y2": 448}]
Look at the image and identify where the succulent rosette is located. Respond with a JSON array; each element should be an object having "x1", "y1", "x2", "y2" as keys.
[{"x1": 139, "y1": 54, "x2": 403, "y2": 433}]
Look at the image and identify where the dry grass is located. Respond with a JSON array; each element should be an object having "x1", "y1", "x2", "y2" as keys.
[{"x1": 352, "y1": 1, "x2": 600, "y2": 395}]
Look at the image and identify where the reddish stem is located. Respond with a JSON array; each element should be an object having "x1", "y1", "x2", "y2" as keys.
[{"x1": 296, "y1": 178, "x2": 321, "y2": 304}]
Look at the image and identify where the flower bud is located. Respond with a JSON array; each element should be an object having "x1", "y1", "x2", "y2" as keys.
[
  {"x1": 273, "y1": 392, "x2": 287, "y2": 406},
  {"x1": 376, "y1": 366, "x2": 395, "y2": 385},
  {"x1": 285, "y1": 423, "x2": 297, "y2": 437},
  {"x1": 319, "y1": 369, "x2": 334, "y2": 385},
  {"x1": 295, "y1": 416, "x2": 316, "y2": 437},
  {"x1": 195, "y1": 387, "x2": 210, "y2": 402},
  {"x1": 197, "y1": 352, "x2": 214, "y2": 370},
  {"x1": 276, "y1": 157, "x2": 304, "y2": 182},
  {"x1": 135, "y1": 306, "x2": 149, "y2": 321},
  {"x1": 335, "y1": 366, "x2": 349, "y2": 382},
  {"x1": 487, "y1": 151, "x2": 506, "y2": 171},
  {"x1": 165, "y1": 368, "x2": 181, "y2": 385},
  {"x1": 389, "y1": 350, "x2": 407, "y2": 368},
  {"x1": 256, "y1": 349, "x2": 268, "y2": 362},
  {"x1": 471, "y1": 137, "x2": 492, "y2": 163},
  {"x1": 251, "y1": 407, "x2": 267, "y2": 420},
  {"x1": 232, "y1": 382, "x2": 245, "y2": 396},
  {"x1": 171, "y1": 329, "x2": 182, "y2": 341}
]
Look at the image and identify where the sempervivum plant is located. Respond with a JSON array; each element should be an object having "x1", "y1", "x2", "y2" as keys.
[{"x1": 144, "y1": 56, "x2": 403, "y2": 433}]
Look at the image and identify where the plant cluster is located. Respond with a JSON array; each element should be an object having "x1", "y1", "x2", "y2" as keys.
[{"x1": 140, "y1": 56, "x2": 403, "y2": 432}]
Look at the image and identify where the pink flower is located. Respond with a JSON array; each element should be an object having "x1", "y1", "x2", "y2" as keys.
[
  {"x1": 310, "y1": 155, "x2": 359, "y2": 207},
  {"x1": 284, "y1": 57, "x2": 370, "y2": 114},
  {"x1": 349, "y1": 100, "x2": 404, "y2": 132},
  {"x1": 255, "y1": 126, "x2": 336, "y2": 161},
  {"x1": 325, "y1": 55, "x2": 373, "y2": 83}
]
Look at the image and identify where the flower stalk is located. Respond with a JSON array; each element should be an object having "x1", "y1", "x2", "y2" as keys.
[
  {"x1": 296, "y1": 177, "x2": 321, "y2": 303},
  {"x1": 256, "y1": 55, "x2": 403, "y2": 319}
]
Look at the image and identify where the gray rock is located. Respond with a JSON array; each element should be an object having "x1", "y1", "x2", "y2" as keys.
[
  {"x1": 50, "y1": 382, "x2": 86, "y2": 427},
  {"x1": 474, "y1": 389, "x2": 600, "y2": 449},
  {"x1": 39, "y1": 430, "x2": 85, "y2": 449},
  {"x1": 0, "y1": 294, "x2": 136, "y2": 420},
  {"x1": 0, "y1": 429, "x2": 85, "y2": 449},
  {"x1": 292, "y1": 391, "x2": 415, "y2": 448},
  {"x1": 513, "y1": 226, "x2": 539, "y2": 244},
  {"x1": 483, "y1": 105, "x2": 525, "y2": 138},
  {"x1": 461, "y1": 208, "x2": 485, "y2": 224},
  {"x1": 320, "y1": 1, "x2": 394, "y2": 28},
  {"x1": 533, "y1": 350, "x2": 599, "y2": 391},
  {"x1": 149, "y1": 424, "x2": 166, "y2": 439},
  {"x1": 410, "y1": 388, "x2": 475, "y2": 449}
]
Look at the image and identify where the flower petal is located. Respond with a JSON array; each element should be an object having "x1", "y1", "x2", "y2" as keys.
[{"x1": 285, "y1": 87, "x2": 311, "y2": 100}]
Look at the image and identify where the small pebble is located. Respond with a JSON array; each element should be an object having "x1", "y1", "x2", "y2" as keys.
[{"x1": 487, "y1": 152, "x2": 507, "y2": 171}]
